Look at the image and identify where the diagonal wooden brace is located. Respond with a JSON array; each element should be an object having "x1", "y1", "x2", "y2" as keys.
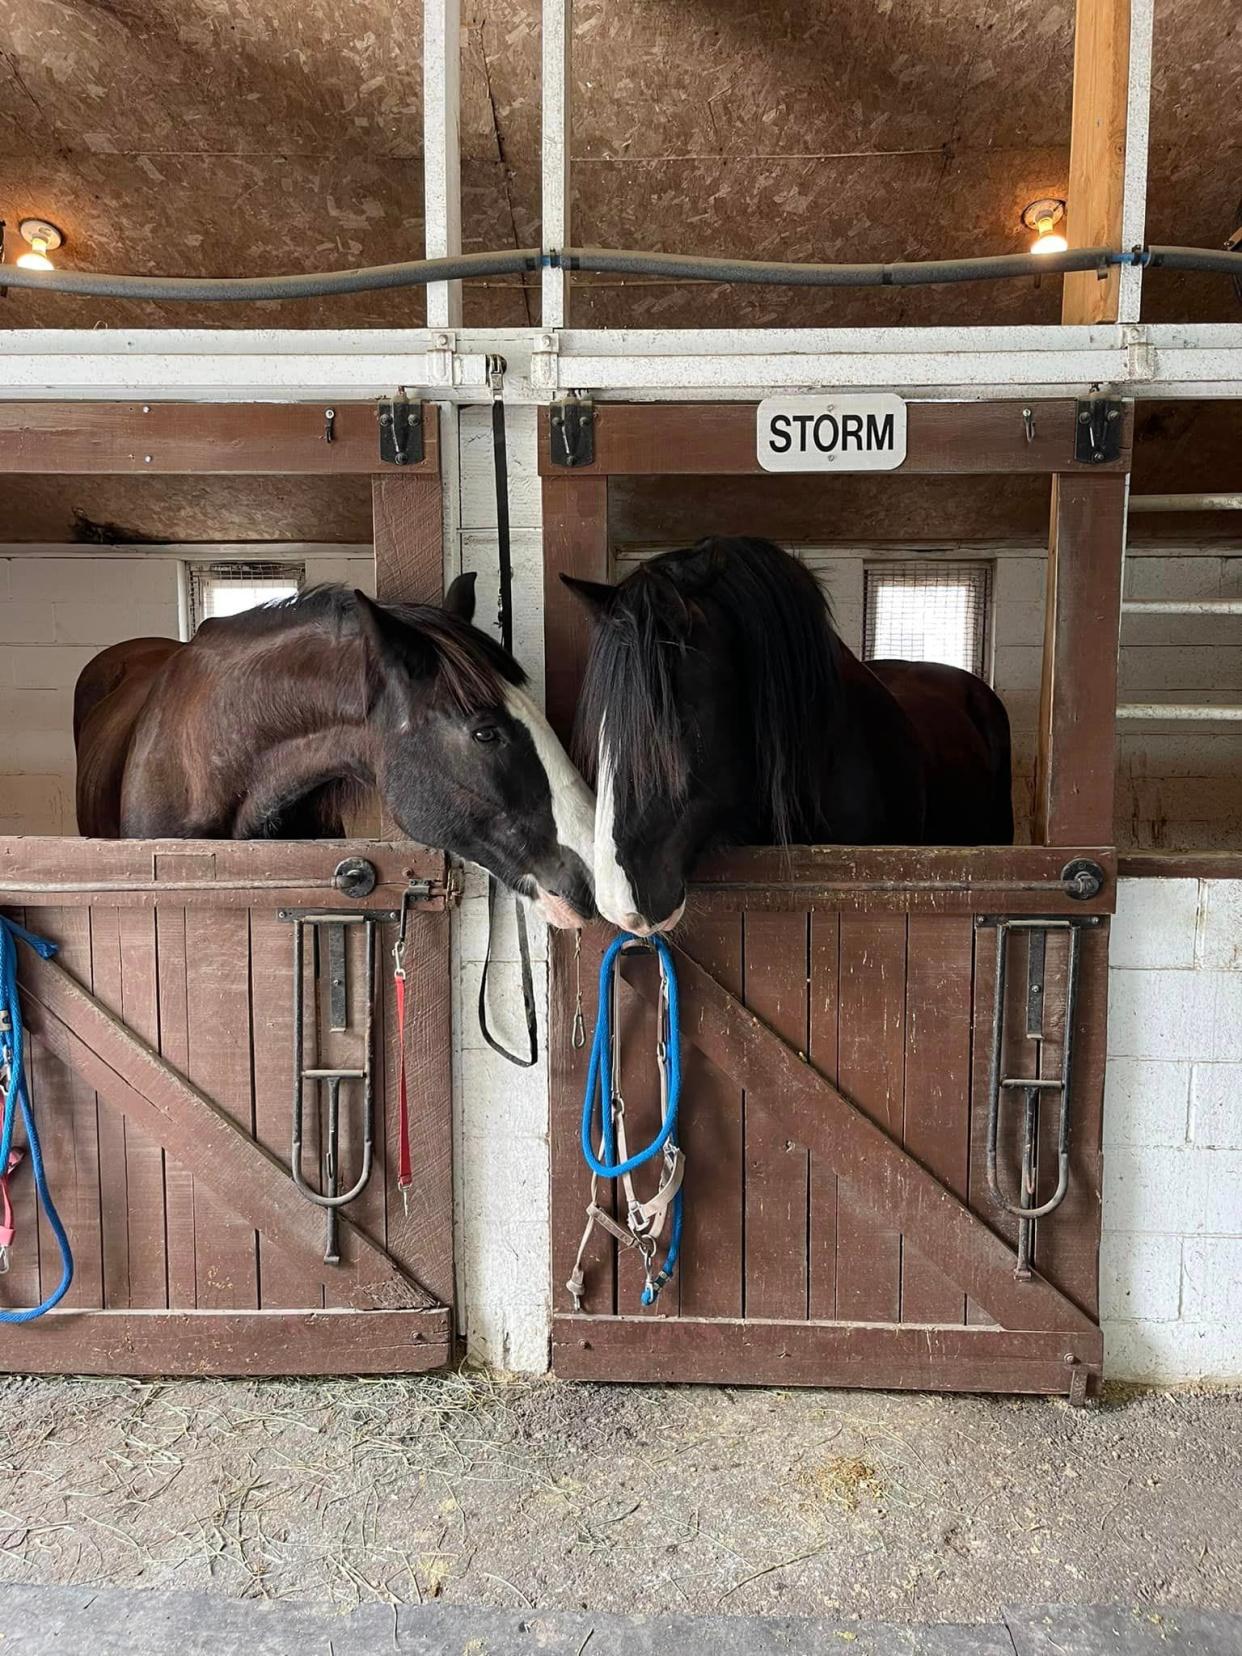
[
  {"x1": 624, "y1": 944, "x2": 1097, "y2": 1337},
  {"x1": 18, "y1": 950, "x2": 440, "y2": 1313}
]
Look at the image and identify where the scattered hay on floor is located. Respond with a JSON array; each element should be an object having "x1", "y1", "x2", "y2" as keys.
[{"x1": 803, "y1": 1456, "x2": 887, "y2": 1514}]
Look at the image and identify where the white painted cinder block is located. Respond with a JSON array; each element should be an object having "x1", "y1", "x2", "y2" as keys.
[
  {"x1": 1106, "y1": 1320, "x2": 1242, "y2": 1384},
  {"x1": 1211, "y1": 974, "x2": 1242, "y2": 1062},
  {"x1": 1100, "y1": 1230, "x2": 1182, "y2": 1323},
  {"x1": 1103, "y1": 1144, "x2": 1211, "y2": 1236},
  {"x1": 1110, "y1": 878, "x2": 1199, "y2": 969},
  {"x1": 1197, "y1": 884, "x2": 1242, "y2": 972},
  {"x1": 1102, "y1": 1058, "x2": 1190, "y2": 1147},
  {"x1": 1190, "y1": 1064, "x2": 1242, "y2": 1149},
  {"x1": 1181, "y1": 1237, "x2": 1242, "y2": 1325},
  {"x1": 1107, "y1": 967, "x2": 1216, "y2": 1061},
  {"x1": 450, "y1": 403, "x2": 556, "y2": 1374},
  {"x1": 1103, "y1": 879, "x2": 1242, "y2": 1384},
  {"x1": 1204, "y1": 1150, "x2": 1242, "y2": 1236},
  {"x1": 8, "y1": 644, "x2": 106, "y2": 691},
  {"x1": 0, "y1": 602, "x2": 56, "y2": 645}
]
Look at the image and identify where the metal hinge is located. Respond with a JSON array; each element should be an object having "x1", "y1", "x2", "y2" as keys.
[
  {"x1": 1074, "y1": 397, "x2": 1124, "y2": 465},
  {"x1": 549, "y1": 395, "x2": 595, "y2": 468},
  {"x1": 377, "y1": 395, "x2": 425, "y2": 467}
]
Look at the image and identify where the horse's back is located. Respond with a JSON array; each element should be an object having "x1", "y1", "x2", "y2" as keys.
[
  {"x1": 867, "y1": 658, "x2": 1014, "y2": 845},
  {"x1": 74, "y1": 637, "x2": 182, "y2": 836}
]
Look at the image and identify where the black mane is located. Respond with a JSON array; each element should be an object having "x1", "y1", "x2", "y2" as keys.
[
  {"x1": 207, "y1": 583, "x2": 525, "y2": 711},
  {"x1": 575, "y1": 536, "x2": 841, "y2": 846}
]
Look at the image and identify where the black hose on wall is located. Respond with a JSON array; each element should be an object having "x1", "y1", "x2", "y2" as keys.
[{"x1": 0, "y1": 244, "x2": 1239, "y2": 303}]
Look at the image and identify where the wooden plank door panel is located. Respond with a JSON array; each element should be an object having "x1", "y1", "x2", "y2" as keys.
[
  {"x1": 2, "y1": 840, "x2": 454, "y2": 1375},
  {"x1": 551, "y1": 883, "x2": 1107, "y2": 1398},
  {"x1": 676, "y1": 915, "x2": 744, "y2": 1320}
]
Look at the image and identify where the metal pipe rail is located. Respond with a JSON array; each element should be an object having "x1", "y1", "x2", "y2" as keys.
[
  {"x1": 2, "y1": 243, "x2": 1241, "y2": 302},
  {"x1": 1117, "y1": 704, "x2": 1242, "y2": 720},
  {"x1": 1121, "y1": 601, "x2": 1242, "y2": 614},
  {"x1": 1128, "y1": 494, "x2": 1242, "y2": 512}
]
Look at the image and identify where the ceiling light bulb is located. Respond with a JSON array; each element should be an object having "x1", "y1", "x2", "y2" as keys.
[
  {"x1": 13, "y1": 219, "x2": 64, "y2": 272},
  {"x1": 16, "y1": 235, "x2": 54, "y2": 272},
  {"x1": 1031, "y1": 215, "x2": 1068, "y2": 255}
]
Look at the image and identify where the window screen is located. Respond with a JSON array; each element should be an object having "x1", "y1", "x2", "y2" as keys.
[
  {"x1": 863, "y1": 561, "x2": 992, "y2": 677},
  {"x1": 186, "y1": 561, "x2": 305, "y2": 634}
]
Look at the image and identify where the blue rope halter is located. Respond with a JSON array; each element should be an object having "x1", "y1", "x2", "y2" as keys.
[
  {"x1": 579, "y1": 932, "x2": 683, "y2": 1306},
  {"x1": 0, "y1": 915, "x2": 74, "y2": 1322}
]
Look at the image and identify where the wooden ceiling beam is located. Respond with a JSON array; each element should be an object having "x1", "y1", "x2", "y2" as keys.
[
  {"x1": 0, "y1": 401, "x2": 440, "y2": 475},
  {"x1": 1062, "y1": 0, "x2": 1144, "y2": 325}
]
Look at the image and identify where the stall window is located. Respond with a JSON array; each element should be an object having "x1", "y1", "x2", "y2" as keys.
[
  {"x1": 186, "y1": 561, "x2": 305, "y2": 635},
  {"x1": 863, "y1": 561, "x2": 993, "y2": 678}
]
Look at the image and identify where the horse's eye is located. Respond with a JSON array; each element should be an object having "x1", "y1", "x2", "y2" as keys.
[{"x1": 472, "y1": 724, "x2": 501, "y2": 746}]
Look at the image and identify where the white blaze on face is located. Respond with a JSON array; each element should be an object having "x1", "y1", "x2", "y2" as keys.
[
  {"x1": 594, "y1": 725, "x2": 647, "y2": 932},
  {"x1": 503, "y1": 684, "x2": 595, "y2": 924}
]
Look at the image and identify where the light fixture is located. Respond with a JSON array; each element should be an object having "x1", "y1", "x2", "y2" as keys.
[
  {"x1": 1021, "y1": 198, "x2": 1067, "y2": 256},
  {"x1": 15, "y1": 218, "x2": 63, "y2": 272}
]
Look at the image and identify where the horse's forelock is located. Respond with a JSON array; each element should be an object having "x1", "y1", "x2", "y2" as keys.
[
  {"x1": 575, "y1": 539, "x2": 840, "y2": 846},
  {"x1": 574, "y1": 565, "x2": 690, "y2": 810},
  {"x1": 407, "y1": 610, "x2": 525, "y2": 715}
]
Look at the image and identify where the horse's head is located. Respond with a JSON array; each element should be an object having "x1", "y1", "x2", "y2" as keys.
[
  {"x1": 566, "y1": 538, "x2": 837, "y2": 934},
  {"x1": 564, "y1": 550, "x2": 748, "y2": 934},
  {"x1": 356, "y1": 579, "x2": 595, "y2": 928}
]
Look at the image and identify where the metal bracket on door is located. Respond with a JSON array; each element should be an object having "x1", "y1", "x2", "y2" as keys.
[
  {"x1": 377, "y1": 395, "x2": 424, "y2": 466},
  {"x1": 549, "y1": 395, "x2": 595, "y2": 467},
  {"x1": 976, "y1": 914, "x2": 1102, "y2": 1280},
  {"x1": 1074, "y1": 397, "x2": 1124, "y2": 465},
  {"x1": 284, "y1": 909, "x2": 379, "y2": 1264}
]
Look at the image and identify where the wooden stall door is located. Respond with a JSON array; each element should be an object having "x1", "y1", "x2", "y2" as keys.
[
  {"x1": 0, "y1": 838, "x2": 453, "y2": 1376},
  {"x1": 550, "y1": 848, "x2": 1111, "y2": 1398}
]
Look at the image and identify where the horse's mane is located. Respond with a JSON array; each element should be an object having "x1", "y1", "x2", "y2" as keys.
[
  {"x1": 575, "y1": 536, "x2": 841, "y2": 847},
  {"x1": 207, "y1": 584, "x2": 525, "y2": 714}
]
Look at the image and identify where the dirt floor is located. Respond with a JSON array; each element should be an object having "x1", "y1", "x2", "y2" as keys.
[{"x1": 0, "y1": 1371, "x2": 1238, "y2": 1627}]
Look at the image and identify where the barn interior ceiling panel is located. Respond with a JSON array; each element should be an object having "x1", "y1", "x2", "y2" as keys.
[
  {"x1": 1142, "y1": 0, "x2": 1242, "y2": 325},
  {"x1": 1, "y1": 0, "x2": 1236, "y2": 331}
]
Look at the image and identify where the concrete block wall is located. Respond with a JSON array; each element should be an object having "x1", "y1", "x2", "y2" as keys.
[
  {"x1": 0, "y1": 545, "x2": 374, "y2": 835},
  {"x1": 450, "y1": 405, "x2": 553, "y2": 1373},
  {"x1": 1104, "y1": 877, "x2": 1242, "y2": 1383}
]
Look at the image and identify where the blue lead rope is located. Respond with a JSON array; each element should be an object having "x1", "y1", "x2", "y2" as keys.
[
  {"x1": 0, "y1": 916, "x2": 74, "y2": 1322},
  {"x1": 580, "y1": 932, "x2": 683, "y2": 1306}
]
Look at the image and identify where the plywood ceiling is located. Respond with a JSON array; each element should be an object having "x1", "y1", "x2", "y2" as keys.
[{"x1": 1, "y1": 0, "x2": 1239, "y2": 333}]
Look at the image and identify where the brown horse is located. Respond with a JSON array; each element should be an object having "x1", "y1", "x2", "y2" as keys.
[{"x1": 74, "y1": 577, "x2": 596, "y2": 927}]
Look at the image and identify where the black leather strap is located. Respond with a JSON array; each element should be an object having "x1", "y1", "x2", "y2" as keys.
[{"x1": 477, "y1": 374, "x2": 539, "y2": 1068}]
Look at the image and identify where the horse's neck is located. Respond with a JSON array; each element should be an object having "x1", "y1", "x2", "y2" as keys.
[
  {"x1": 232, "y1": 725, "x2": 372, "y2": 837},
  {"x1": 222, "y1": 630, "x2": 376, "y2": 832}
]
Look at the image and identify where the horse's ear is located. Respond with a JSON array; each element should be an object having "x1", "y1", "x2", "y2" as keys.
[
  {"x1": 443, "y1": 571, "x2": 476, "y2": 623},
  {"x1": 560, "y1": 575, "x2": 614, "y2": 614},
  {"x1": 354, "y1": 591, "x2": 437, "y2": 683}
]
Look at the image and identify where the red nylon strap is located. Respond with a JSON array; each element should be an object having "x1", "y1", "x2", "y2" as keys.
[
  {"x1": 0, "y1": 1149, "x2": 22, "y2": 1252},
  {"x1": 395, "y1": 970, "x2": 412, "y2": 1192}
]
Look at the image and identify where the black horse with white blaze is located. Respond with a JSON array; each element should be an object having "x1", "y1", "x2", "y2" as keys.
[{"x1": 566, "y1": 535, "x2": 1014, "y2": 934}]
